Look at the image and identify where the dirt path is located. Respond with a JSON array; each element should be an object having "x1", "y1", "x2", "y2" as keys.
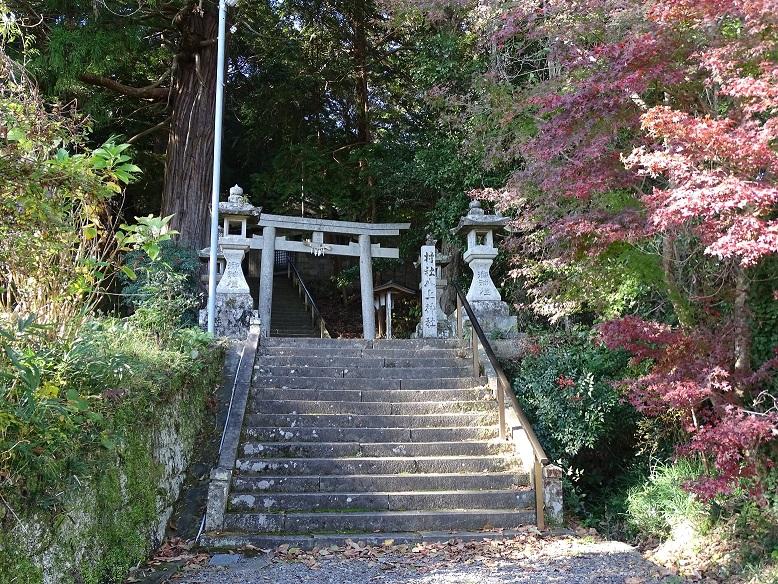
[{"x1": 168, "y1": 533, "x2": 680, "y2": 584}]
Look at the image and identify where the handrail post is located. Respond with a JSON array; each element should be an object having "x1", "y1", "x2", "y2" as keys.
[
  {"x1": 456, "y1": 294, "x2": 463, "y2": 339},
  {"x1": 497, "y1": 378, "x2": 506, "y2": 440},
  {"x1": 534, "y1": 459, "x2": 545, "y2": 530},
  {"x1": 471, "y1": 330, "x2": 479, "y2": 377}
]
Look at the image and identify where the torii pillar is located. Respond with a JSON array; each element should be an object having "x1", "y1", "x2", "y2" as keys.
[
  {"x1": 359, "y1": 234, "x2": 376, "y2": 340},
  {"x1": 258, "y1": 225, "x2": 276, "y2": 337}
]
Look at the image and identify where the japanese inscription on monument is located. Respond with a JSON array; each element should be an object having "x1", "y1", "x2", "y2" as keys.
[{"x1": 420, "y1": 244, "x2": 438, "y2": 338}]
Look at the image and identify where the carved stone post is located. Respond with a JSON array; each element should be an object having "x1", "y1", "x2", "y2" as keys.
[{"x1": 420, "y1": 241, "x2": 438, "y2": 338}]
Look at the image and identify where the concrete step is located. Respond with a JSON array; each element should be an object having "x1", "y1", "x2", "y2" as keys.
[
  {"x1": 234, "y1": 455, "x2": 517, "y2": 476},
  {"x1": 201, "y1": 529, "x2": 535, "y2": 551},
  {"x1": 253, "y1": 388, "x2": 492, "y2": 403},
  {"x1": 243, "y1": 412, "x2": 499, "y2": 429},
  {"x1": 249, "y1": 399, "x2": 494, "y2": 416},
  {"x1": 231, "y1": 471, "x2": 528, "y2": 493},
  {"x1": 372, "y1": 339, "x2": 465, "y2": 349},
  {"x1": 261, "y1": 338, "x2": 370, "y2": 349},
  {"x1": 257, "y1": 356, "x2": 468, "y2": 369},
  {"x1": 252, "y1": 366, "x2": 473, "y2": 379},
  {"x1": 243, "y1": 426, "x2": 499, "y2": 443},
  {"x1": 223, "y1": 508, "x2": 535, "y2": 534},
  {"x1": 240, "y1": 440, "x2": 512, "y2": 459},
  {"x1": 261, "y1": 347, "x2": 470, "y2": 359},
  {"x1": 228, "y1": 489, "x2": 534, "y2": 513},
  {"x1": 251, "y1": 376, "x2": 488, "y2": 390}
]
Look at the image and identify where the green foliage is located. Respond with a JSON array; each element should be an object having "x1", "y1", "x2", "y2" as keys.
[
  {"x1": 749, "y1": 258, "x2": 778, "y2": 368},
  {"x1": 0, "y1": 51, "x2": 141, "y2": 326},
  {"x1": 119, "y1": 240, "x2": 200, "y2": 331},
  {"x1": 331, "y1": 266, "x2": 361, "y2": 291},
  {"x1": 512, "y1": 329, "x2": 634, "y2": 460},
  {"x1": 626, "y1": 459, "x2": 710, "y2": 539},
  {"x1": 510, "y1": 328, "x2": 642, "y2": 515}
]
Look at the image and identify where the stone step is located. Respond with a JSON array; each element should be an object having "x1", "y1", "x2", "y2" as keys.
[
  {"x1": 262, "y1": 347, "x2": 470, "y2": 359},
  {"x1": 253, "y1": 388, "x2": 492, "y2": 403},
  {"x1": 372, "y1": 339, "x2": 465, "y2": 349},
  {"x1": 240, "y1": 440, "x2": 511, "y2": 459},
  {"x1": 257, "y1": 356, "x2": 468, "y2": 369},
  {"x1": 252, "y1": 365, "x2": 473, "y2": 379},
  {"x1": 234, "y1": 455, "x2": 517, "y2": 476},
  {"x1": 201, "y1": 529, "x2": 534, "y2": 551},
  {"x1": 243, "y1": 426, "x2": 499, "y2": 443},
  {"x1": 243, "y1": 412, "x2": 498, "y2": 429},
  {"x1": 251, "y1": 376, "x2": 487, "y2": 390},
  {"x1": 223, "y1": 508, "x2": 535, "y2": 534},
  {"x1": 249, "y1": 399, "x2": 494, "y2": 416},
  {"x1": 262, "y1": 338, "x2": 370, "y2": 349},
  {"x1": 231, "y1": 471, "x2": 528, "y2": 494},
  {"x1": 227, "y1": 489, "x2": 534, "y2": 513}
]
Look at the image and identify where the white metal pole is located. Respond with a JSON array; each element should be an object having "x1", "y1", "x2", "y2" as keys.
[{"x1": 207, "y1": 0, "x2": 229, "y2": 334}]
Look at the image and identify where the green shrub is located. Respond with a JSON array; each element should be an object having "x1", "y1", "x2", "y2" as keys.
[
  {"x1": 119, "y1": 240, "x2": 200, "y2": 331},
  {"x1": 509, "y1": 328, "x2": 640, "y2": 516},
  {"x1": 626, "y1": 459, "x2": 710, "y2": 539}
]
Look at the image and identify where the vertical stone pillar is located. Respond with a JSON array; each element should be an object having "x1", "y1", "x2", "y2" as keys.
[
  {"x1": 359, "y1": 233, "x2": 376, "y2": 340},
  {"x1": 420, "y1": 244, "x2": 438, "y2": 338},
  {"x1": 259, "y1": 225, "x2": 276, "y2": 337},
  {"x1": 543, "y1": 464, "x2": 564, "y2": 525}
]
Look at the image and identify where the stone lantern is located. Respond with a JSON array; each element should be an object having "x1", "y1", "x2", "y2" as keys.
[
  {"x1": 451, "y1": 200, "x2": 517, "y2": 337},
  {"x1": 199, "y1": 185, "x2": 262, "y2": 338}
]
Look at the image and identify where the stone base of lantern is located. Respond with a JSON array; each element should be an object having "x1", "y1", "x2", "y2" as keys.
[
  {"x1": 453, "y1": 299, "x2": 518, "y2": 339},
  {"x1": 199, "y1": 293, "x2": 256, "y2": 339}
]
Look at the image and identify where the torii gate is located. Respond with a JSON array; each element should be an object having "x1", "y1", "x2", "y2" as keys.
[{"x1": 252, "y1": 215, "x2": 409, "y2": 339}]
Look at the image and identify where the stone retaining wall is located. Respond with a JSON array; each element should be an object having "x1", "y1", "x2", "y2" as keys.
[{"x1": 1, "y1": 351, "x2": 222, "y2": 584}]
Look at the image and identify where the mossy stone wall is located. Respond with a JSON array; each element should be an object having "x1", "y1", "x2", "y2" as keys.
[{"x1": 0, "y1": 349, "x2": 222, "y2": 584}]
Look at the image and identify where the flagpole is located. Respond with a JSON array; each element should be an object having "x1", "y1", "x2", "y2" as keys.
[{"x1": 206, "y1": 0, "x2": 230, "y2": 334}]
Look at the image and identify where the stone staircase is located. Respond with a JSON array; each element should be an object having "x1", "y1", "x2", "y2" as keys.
[
  {"x1": 270, "y1": 275, "x2": 319, "y2": 338},
  {"x1": 203, "y1": 337, "x2": 537, "y2": 549}
]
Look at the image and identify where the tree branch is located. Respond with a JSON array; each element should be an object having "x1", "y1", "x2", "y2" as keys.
[
  {"x1": 128, "y1": 116, "x2": 172, "y2": 143},
  {"x1": 78, "y1": 73, "x2": 169, "y2": 101}
]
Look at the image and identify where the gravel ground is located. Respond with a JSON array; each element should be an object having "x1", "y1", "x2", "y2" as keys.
[{"x1": 173, "y1": 536, "x2": 674, "y2": 584}]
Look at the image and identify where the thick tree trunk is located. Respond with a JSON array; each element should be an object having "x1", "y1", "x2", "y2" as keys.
[
  {"x1": 160, "y1": 7, "x2": 219, "y2": 249},
  {"x1": 351, "y1": 0, "x2": 375, "y2": 221}
]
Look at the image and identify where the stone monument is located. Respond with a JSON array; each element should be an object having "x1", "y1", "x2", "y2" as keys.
[
  {"x1": 199, "y1": 185, "x2": 261, "y2": 338},
  {"x1": 451, "y1": 200, "x2": 517, "y2": 337}
]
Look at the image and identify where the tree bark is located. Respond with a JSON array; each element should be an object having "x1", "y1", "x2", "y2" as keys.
[
  {"x1": 733, "y1": 265, "x2": 751, "y2": 375},
  {"x1": 350, "y1": 0, "x2": 375, "y2": 221},
  {"x1": 661, "y1": 233, "x2": 694, "y2": 327},
  {"x1": 160, "y1": 6, "x2": 219, "y2": 249}
]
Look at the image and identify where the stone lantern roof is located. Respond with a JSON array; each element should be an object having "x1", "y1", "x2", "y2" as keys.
[
  {"x1": 451, "y1": 200, "x2": 509, "y2": 235},
  {"x1": 218, "y1": 185, "x2": 261, "y2": 218}
]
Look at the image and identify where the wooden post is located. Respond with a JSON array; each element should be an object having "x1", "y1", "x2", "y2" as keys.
[
  {"x1": 471, "y1": 331, "x2": 479, "y2": 376},
  {"x1": 456, "y1": 294, "x2": 463, "y2": 339},
  {"x1": 534, "y1": 459, "x2": 545, "y2": 530}
]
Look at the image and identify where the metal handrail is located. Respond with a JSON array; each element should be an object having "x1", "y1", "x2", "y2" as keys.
[
  {"x1": 287, "y1": 258, "x2": 330, "y2": 338},
  {"x1": 453, "y1": 283, "x2": 549, "y2": 529}
]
